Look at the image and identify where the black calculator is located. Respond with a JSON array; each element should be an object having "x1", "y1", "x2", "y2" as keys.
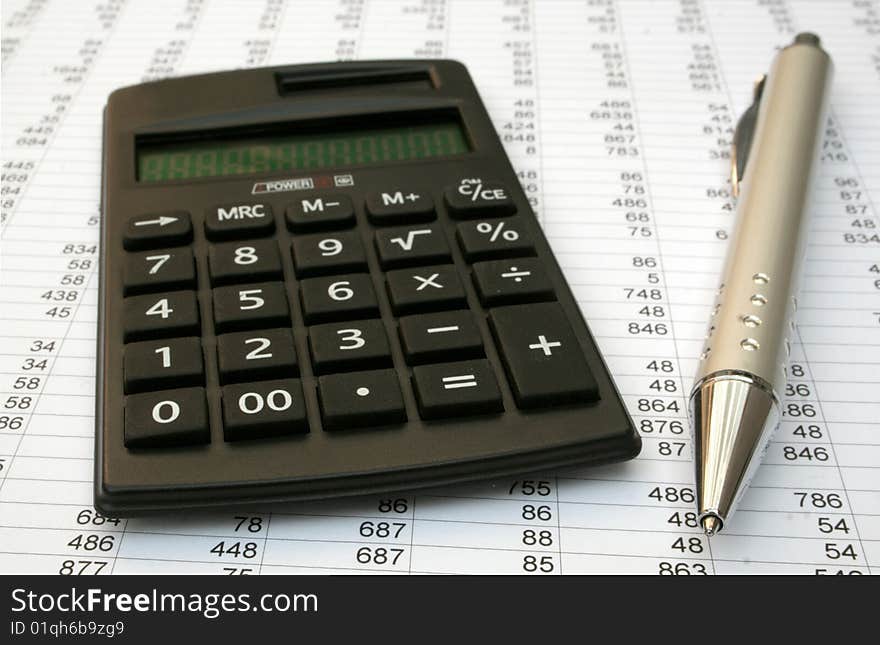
[{"x1": 96, "y1": 60, "x2": 640, "y2": 514}]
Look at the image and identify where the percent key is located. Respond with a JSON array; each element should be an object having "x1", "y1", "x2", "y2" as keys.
[{"x1": 456, "y1": 217, "x2": 534, "y2": 261}]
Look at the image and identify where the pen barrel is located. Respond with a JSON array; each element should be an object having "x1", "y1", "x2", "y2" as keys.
[{"x1": 693, "y1": 39, "x2": 833, "y2": 397}]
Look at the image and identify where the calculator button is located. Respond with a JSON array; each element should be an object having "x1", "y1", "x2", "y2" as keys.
[
  {"x1": 123, "y1": 248, "x2": 196, "y2": 295},
  {"x1": 205, "y1": 202, "x2": 274, "y2": 240},
  {"x1": 216, "y1": 328, "x2": 298, "y2": 384},
  {"x1": 292, "y1": 231, "x2": 367, "y2": 277},
  {"x1": 212, "y1": 282, "x2": 290, "y2": 332},
  {"x1": 489, "y1": 303, "x2": 599, "y2": 408},
  {"x1": 123, "y1": 291, "x2": 200, "y2": 342},
  {"x1": 472, "y1": 258, "x2": 555, "y2": 307},
  {"x1": 308, "y1": 319, "x2": 392, "y2": 374},
  {"x1": 411, "y1": 360, "x2": 503, "y2": 419},
  {"x1": 123, "y1": 212, "x2": 192, "y2": 251},
  {"x1": 123, "y1": 337, "x2": 204, "y2": 394},
  {"x1": 124, "y1": 387, "x2": 209, "y2": 448},
  {"x1": 299, "y1": 274, "x2": 379, "y2": 324},
  {"x1": 456, "y1": 218, "x2": 534, "y2": 262},
  {"x1": 365, "y1": 189, "x2": 435, "y2": 224},
  {"x1": 221, "y1": 378, "x2": 308, "y2": 441},
  {"x1": 285, "y1": 193, "x2": 355, "y2": 232},
  {"x1": 444, "y1": 179, "x2": 515, "y2": 218},
  {"x1": 385, "y1": 265, "x2": 466, "y2": 315},
  {"x1": 208, "y1": 240, "x2": 282, "y2": 286},
  {"x1": 374, "y1": 224, "x2": 451, "y2": 269},
  {"x1": 317, "y1": 369, "x2": 406, "y2": 431},
  {"x1": 398, "y1": 311, "x2": 484, "y2": 365}
]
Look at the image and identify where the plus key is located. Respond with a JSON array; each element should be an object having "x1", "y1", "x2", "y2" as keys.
[{"x1": 488, "y1": 302, "x2": 599, "y2": 408}]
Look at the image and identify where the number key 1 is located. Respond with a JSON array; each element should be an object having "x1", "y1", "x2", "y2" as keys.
[{"x1": 123, "y1": 337, "x2": 204, "y2": 393}]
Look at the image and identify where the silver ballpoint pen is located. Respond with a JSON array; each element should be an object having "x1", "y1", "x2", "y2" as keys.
[{"x1": 691, "y1": 33, "x2": 833, "y2": 536}]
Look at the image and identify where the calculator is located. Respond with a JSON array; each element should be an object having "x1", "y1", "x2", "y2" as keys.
[{"x1": 96, "y1": 60, "x2": 640, "y2": 514}]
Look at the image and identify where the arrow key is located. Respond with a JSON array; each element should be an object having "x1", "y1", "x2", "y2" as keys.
[{"x1": 124, "y1": 211, "x2": 192, "y2": 251}]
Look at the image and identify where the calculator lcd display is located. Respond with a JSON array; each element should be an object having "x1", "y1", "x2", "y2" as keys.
[{"x1": 137, "y1": 118, "x2": 470, "y2": 182}]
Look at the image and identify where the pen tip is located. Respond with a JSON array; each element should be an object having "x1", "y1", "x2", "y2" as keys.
[
  {"x1": 701, "y1": 515, "x2": 722, "y2": 537},
  {"x1": 794, "y1": 32, "x2": 821, "y2": 46}
]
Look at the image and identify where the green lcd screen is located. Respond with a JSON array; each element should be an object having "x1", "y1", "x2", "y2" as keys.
[{"x1": 137, "y1": 116, "x2": 470, "y2": 182}]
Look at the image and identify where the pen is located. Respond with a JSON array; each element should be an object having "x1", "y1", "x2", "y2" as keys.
[{"x1": 690, "y1": 33, "x2": 834, "y2": 536}]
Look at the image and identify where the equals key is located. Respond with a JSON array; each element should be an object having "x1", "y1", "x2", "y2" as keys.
[{"x1": 412, "y1": 360, "x2": 503, "y2": 419}]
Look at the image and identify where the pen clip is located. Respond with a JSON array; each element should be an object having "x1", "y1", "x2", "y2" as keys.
[{"x1": 730, "y1": 74, "x2": 766, "y2": 197}]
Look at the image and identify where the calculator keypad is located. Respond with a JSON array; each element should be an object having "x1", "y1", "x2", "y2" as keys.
[{"x1": 118, "y1": 182, "x2": 601, "y2": 448}]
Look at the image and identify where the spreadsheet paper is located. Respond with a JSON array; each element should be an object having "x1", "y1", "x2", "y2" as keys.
[{"x1": 1, "y1": 0, "x2": 878, "y2": 575}]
